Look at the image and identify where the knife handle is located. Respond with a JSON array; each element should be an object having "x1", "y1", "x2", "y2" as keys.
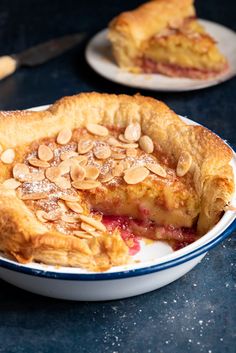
[{"x1": 0, "y1": 56, "x2": 18, "y2": 80}]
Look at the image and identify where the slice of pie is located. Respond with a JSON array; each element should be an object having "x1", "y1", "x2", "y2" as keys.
[
  {"x1": 108, "y1": 0, "x2": 228, "y2": 79},
  {"x1": 0, "y1": 93, "x2": 234, "y2": 271}
]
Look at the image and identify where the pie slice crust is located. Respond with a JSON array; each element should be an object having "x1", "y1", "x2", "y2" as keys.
[
  {"x1": 108, "y1": 0, "x2": 228, "y2": 79},
  {"x1": 0, "y1": 93, "x2": 234, "y2": 271}
]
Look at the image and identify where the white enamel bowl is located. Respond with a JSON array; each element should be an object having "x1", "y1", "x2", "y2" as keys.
[{"x1": 0, "y1": 107, "x2": 235, "y2": 300}]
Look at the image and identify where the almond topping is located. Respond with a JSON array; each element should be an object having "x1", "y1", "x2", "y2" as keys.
[
  {"x1": 70, "y1": 164, "x2": 86, "y2": 181},
  {"x1": 139, "y1": 135, "x2": 154, "y2": 154},
  {"x1": 0, "y1": 144, "x2": 3, "y2": 154},
  {"x1": 65, "y1": 201, "x2": 83, "y2": 213},
  {"x1": 24, "y1": 171, "x2": 45, "y2": 182},
  {"x1": 86, "y1": 123, "x2": 108, "y2": 137},
  {"x1": 99, "y1": 173, "x2": 114, "y2": 183},
  {"x1": 60, "y1": 151, "x2": 78, "y2": 161},
  {"x1": 13, "y1": 163, "x2": 30, "y2": 181},
  {"x1": 79, "y1": 214, "x2": 106, "y2": 232},
  {"x1": 77, "y1": 139, "x2": 94, "y2": 154},
  {"x1": 124, "y1": 166, "x2": 149, "y2": 185},
  {"x1": 58, "y1": 160, "x2": 72, "y2": 175},
  {"x1": 81, "y1": 222, "x2": 96, "y2": 233},
  {"x1": 124, "y1": 123, "x2": 141, "y2": 142},
  {"x1": 57, "y1": 128, "x2": 72, "y2": 145},
  {"x1": 118, "y1": 134, "x2": 130, "y2": 143},
  {"x1": 3, "y1": 178, "x2": 21, "y2": 189},
  {"x1": 75, "y1": 155, "x2": 88, "y2": 166},
  {"x1": 45, "y1": 166, "x2": 61, "y2": 182},
  {"x1": 93, "y1": 145, "x2": 111, "y2": 159},
  {"x1": 126, "y1": 148, "x2": 137, "y2": 157},
  {"x1": 72, "y1": 180, "x2": 101, "y2": 190},
  {"x1": 146, "y1": 163, "x2": 167, "y2": 178},
  {"x1": 108, "y1": 137, "x2": 138, "y2": 149},
  {"x1": 38, "y1": 145, "x2": 53, "y2": 161},
  {"x1": 19, "y1": 192, "x2": 48, "y2": 200},
  {"x1": 112, "y1": 163, "x2": 124, "y2": 177},
  {"x1": 28, "y1": 158, "x2": 50, "y2": 168},
  {"x1": 61, "y1": 214, "x2": 80, "y2": 223},
  {"x1": 36, "y1": 210, "x2": 48, "y2": 223},
  {"x1": 59, "y1": 194, "x2": 79, "y2": 202},
  {"x1": 73, "y1": 231, "x2": 93, "y2": 239},
  {"x1": 54, "y1": 177, "x2": 71, "y2": 189},
  {"x1": 85, "y1": 165, "x2": 100, "y2": 180},
  {"x1": 111, "y1": 151, "x2": 126, "y2": 160},
  {"x1": 176, "y1": 151, "x2": 192, "y2": 177},
  {"x1": 1, "y1": 148, "x2": 15, "y2": 164},
  {"x1": 43, "y1": 209, "x2": 62, "y2": 221}
]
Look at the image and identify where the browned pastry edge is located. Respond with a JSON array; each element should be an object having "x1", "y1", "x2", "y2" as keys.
[{"x1": 0, "y1": 92, "x2": 234, "y2": 269}]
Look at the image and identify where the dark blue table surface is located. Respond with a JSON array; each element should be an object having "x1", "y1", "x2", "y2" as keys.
[{"x1": 0, "y1": 1, "x2": 235, "y2": 352}]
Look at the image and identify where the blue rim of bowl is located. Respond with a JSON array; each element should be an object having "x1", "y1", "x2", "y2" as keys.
[{"x1": 0, "y1": 217, "x2": 235, "y2": 280}]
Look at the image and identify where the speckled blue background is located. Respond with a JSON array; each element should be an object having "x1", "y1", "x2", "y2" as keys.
[{"x1": 0, "y1": 1, "x2": 235, "y2": 352}]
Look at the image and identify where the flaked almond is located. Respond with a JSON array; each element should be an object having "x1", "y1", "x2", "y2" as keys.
[
  {"x1": 146, "y1": 163, "x2": 167, "y2": 178},
  {"x1": 118, "y1": 134, "x2": 130, "y2": 143},
  {"x1": 77, "y1": 139, "x2": 94, "y2": 154},
  {"x1": 13, "y1": 163, "x2": 30, "y2": 181},
  {"x1": 176, "y1": 151, "x2": 192, "y2": 177},
  {"x1": 70, "y1": 164, "x2": 86, "y2": 181},
  {"x1": 99, "y1": 173, "x2": 114, "y2": 183},
  {"x1": 24, "y1": 171, "x2": 45, "y2": 182},
  {"x1": 85, "y1": 165, "x2": 100, "y2": 180},
  {"x1": 139, "y1": 135, "x2": 154, "y2": 154},
  {"x1": 81, "y1": 222, "x2": 96, "y2": 233},
  {"x1": 61, "y1": 214, "x2": 80, "y2": 223},
  {"x1": 58, "y1": 159, "x2": 72, "y2": 175},
  {"x1": 1, "y1": 148, "x2": 15, "y2": 164},
  {"x1": 73, "y1": 231, "x2": 93, "y2": 239},
  {"x1": 38, "y1": 144, "x2": 53, "y2": 161},
  {"x1": 124, "y1": 166, "x2": 149, "y2": 185},
  {"x1": 0, "y1": 144, "x2": 3, "y2": 154},
  {"x1": 75, "y1": 155, "x2": 88, "y2": 166},
  {"x1": 59, "y1": 194, "x2": 79, "y2": 202},
  {"x1": 72, "y1": 180, "x2": 101, "y2": 190},
  {"x1": 79, "y1": 214, "x2": 106, "y2": 232},
  {"x1": 28, "y1": 158, "x2": 50, "y2": 168},
  {"x1": 111, "y1": 151, "x2": 126, "y2": 160},
  {"x1": 43, "y1": 209, "x2": 62, "y2": 221},
  {"x1": 60, "y1": 151, "x2": 78, "y2": 161},
  {"x1": 112, "y1": 163, "x2": 124, "y2": 177},
  {"x1": 36, "y1": 210, "x2": 48, "y2": 223},
  {"x1": 86, "y1": 123, "x2": 108, "y2": 137},
  {"x1": 124, "y1": 123, "x2": 141, "y2": 142},
  {"x1": 57, "y1": 128, "x2": 72, "y2": 145},
  {"x1": 93, "y1": 145, "x2": 111, "y2": 159},
  {"x1": 126, "y1": 148, "x2": 137, "y2": 157},
  {"x1": 65, "y1": 201, "x2": 83, "y2": 213},
  {"x1": 120, "y1": 159, "x2": 132, "y2": 171},
  {"x1": 58, "y1": 200, "x2": 69, "y2": 212},
  {"x1": 54, "y1": 177, "x2": 71, "y2": 189},
  {"x1": 19, "y1": 192, "x2": 48, "y2": 200},
  {"x1": 3, "y1": 178, "x2": 21, "y2": 189},
  {"x1": 108, "y1": 137, "x2": 138, "y2": 149},
  {"x1": 45, "y1": 166, "x2": 61, "y2": 182}
]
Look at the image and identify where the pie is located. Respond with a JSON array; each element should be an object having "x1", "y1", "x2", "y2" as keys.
[
  {"x1": 0, "y1": 93, "x2": 234, "y2": 271},
  {"x1": 108, "y1": 0, "x2": 228, "y2": 79}
]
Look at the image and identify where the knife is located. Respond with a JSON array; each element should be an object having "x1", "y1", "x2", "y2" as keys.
[{"x1": 0, "y1": 33, "x2": 85, "y2": 80}]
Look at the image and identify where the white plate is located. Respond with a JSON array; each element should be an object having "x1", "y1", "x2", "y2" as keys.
[
  {"x1": 0, "y1": 106, "x2": 236, "y2": 300},
  {"x1": 85, "y1": 20, "x2": 236, "y2": 91}
]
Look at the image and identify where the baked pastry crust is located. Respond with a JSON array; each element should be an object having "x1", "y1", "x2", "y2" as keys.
[
  {"x1": 108, "y1": 0, "x2": 228, "y2": 78},
  {"x1": 0, "y1": 93, "x2": 234, "y2": 270}
]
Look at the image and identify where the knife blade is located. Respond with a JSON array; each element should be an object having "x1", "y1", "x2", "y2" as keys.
[{"x1": 0, "y1": 33, "x2": 85, "y2": 80}]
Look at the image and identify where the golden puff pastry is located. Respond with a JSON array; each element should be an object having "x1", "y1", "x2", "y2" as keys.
[
  {"x1": 108, "y1": 0, "x2": 228, "y2": 79},
  {"x1": 0, "y1": 93, "x2": 234, "y2": 271}
]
